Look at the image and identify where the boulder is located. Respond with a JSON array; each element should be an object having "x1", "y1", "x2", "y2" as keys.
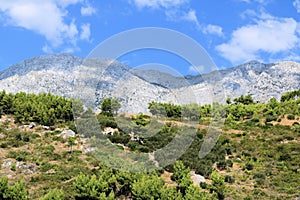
[
  {"x1": 29, "y1": 122, "x2": 36, "y2": 129},
  {"x1": 190, "y1": 171, "x2": 206, "y2": 185},
  {"x1": 61, "y1": 129, "x2": 76, "y2": 139},
  {"x1": 42, "y1": 125, "x2": 50, "y2": 130}
]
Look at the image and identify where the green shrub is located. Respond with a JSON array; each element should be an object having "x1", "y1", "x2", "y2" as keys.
[
  {"x1": 224, "y1": 175, "x2": 235, "y2": 183},
  {"x1": 287, "y1": 114, "x2": 295, "y2": 120},
  {"x1": 10, "y1": 163, "x2": 16, "y2": 171},
  {"x1": 245, "y1": 163, "x2": 254, "y2": 170},
  {"x1": 217, "y1": 160, "x2": 227, "y2": 170},
  {"x1": 41, "y1": 188, "x2": 65, "y2": 200},
  {"x1": 7, "y1": 150, "x2": 30, "y2": 162},
  {"x1": 251, "y1": 118, "x2": 259, "y2": 123}
]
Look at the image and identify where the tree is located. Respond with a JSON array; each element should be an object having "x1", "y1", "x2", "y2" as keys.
[
  {"x1": 0, "y1": 177, "x2": 9, "y2": 199},
  {"x1": 185, "y1": 185, "x2": 214, "y2": 200},
  {"x1": 41, "y1": 188, "x2": 64, "y2": 200},
  {"x1": 210, "y1": 170, "x2": 226, "y2": 200},
  {"x1": 68, "y1": 137, "x2": 76, "y2": 154},
  {"x1": 0, "y1": 178, "x2": 28, "y2": 200},
  {"x1": 100, "y1": 98, "x2": 121, "y2": 116},
  {"x1": 132, "y1": 174, "x2": 164, "y2": 200},
  {"x1": 171, "y1": 161, "x2": 192, "y2": 194},
  {"x1": 148, "y1": 102, "x2": 166, "y2": 117},
  {"x1": 226, "y1": 98, "x2": 231, "y2": 105},
  {"x1": 234, "y1": 94, "x2": 254, "y2": 105},
  {"x1": 111, "y1": 98, "x2": 121, "y2": 115},
  {"x1": 161, "y1": 187, "x2": 183, "y2": 200},
  {"x1": 73, "y1": 172, "x2": 115, "y2": 200}
]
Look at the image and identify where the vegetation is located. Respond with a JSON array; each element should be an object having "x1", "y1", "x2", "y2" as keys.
[{"x1": 0, "y1": 90, "x2": 300, "y2": 199}]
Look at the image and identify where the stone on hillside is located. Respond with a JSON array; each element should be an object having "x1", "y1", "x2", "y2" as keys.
[
  {"x1": 42, "y1": 125, "x2": 50, "y2": 130},
  {"x1": 29, "y1": 122, "x2": 36, "y2": 129},
  {"x1": 61, "y1": 129, "x2": 76, "y2": 139},
  {"x1": 103, "y1": 127, "x2": 118, "y2": 135},
  {"x1": 190, "y1": 171, "x2": 206, "y2": 185}
]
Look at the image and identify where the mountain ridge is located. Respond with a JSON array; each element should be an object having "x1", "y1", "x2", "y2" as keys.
[{"x1": 0, "y1": 54, "x2": 299, "y2": 113}]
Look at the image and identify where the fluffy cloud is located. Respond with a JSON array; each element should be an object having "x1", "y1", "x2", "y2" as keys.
[
  {"x1": 181, "y1": 10, "x2": 223, "y2": 36},
  {"x1": 202, "y1": 24, "x2": 223, "y2": 36},
  {"x1": 216, "y1": 14, "x2": 300, "y2": 63},
  {"x1": 81, "y1": 5, "x2": 96, "y2": 16},
  {"x1": 0, "y1": 0, "x2": 92, "y2": 52},
  {"x1": 132, "y1": 0, "x2": 187, "y2": 9},
  {"x1": 181, "y1": 10, "x2": 200, "y2": 26},
  {"x1": 80, "y1": 23, "x2": 91, "y2": 41},
  {"x1": 294, "y1": 0, "x2": 300, "y2": 13}
]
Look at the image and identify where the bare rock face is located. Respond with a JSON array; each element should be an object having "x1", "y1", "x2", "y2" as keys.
[{"x1": 0, "y1": 54, "x2": 299, "y2": 113}]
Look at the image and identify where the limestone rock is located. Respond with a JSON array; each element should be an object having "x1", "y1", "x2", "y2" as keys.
[{"x1": 61, "y1": 129, "x2": 76, "y2": 139}]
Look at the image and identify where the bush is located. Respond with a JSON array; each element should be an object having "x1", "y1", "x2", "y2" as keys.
[
  {"x1": 265, "y1": 115, "x2": 277, "y2": 122},
  {"x1": 41, "y1": 188, "x2": 65, "y2": 200},
  {"x1": 224, "y1": 175, "x2": 235, "y2": 183},
  {"x1": 226, "y1": 160, "x2": 233, "y2": 168},
  {"x1": 217, "y1": 160, "x2": 227, "y2": 170},
  {"x1": 287, "y1": 114, "x2": 295, "y2": 120},
  {"x1": 251, "y1": 118, "x2": 259, "y2": 123},
  {"x1": 245, "y1": 162, "x2": 254, "y2": 170},
  {"x1": 7, "y1": 150, "x2": 30, "y2": 162},
  {"x1": 11, "y1": 163, "x2": 16, "y2": 171}
]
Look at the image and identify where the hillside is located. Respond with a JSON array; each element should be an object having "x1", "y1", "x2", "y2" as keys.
[
  {"x1": 0, "y1": 54, "x2": 300, "y2": 113},
  {"x1": 0, "y1": 90, "x2": 300, "y2": 199}
]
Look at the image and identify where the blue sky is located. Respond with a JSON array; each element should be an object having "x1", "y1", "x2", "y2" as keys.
[{"x1": 0, "y1": 0, "x2": 300, "y2": 75}]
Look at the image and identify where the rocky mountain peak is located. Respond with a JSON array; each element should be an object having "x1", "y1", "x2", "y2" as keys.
[{"x1": 0, "y1": 54, "x2": 299, "y2": 113}]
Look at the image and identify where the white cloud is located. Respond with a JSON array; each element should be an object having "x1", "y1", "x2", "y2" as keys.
[
  {"x1": 0, "y1": 0, "x2": 92, "y2": 53},
  {"x1": 182, "y1": 9, "x2": 200, "y2": 26},
  {"x1": 216, "y1": 14, "x2": 300, "y2": 63},
  {"x1": 132, "y1": 0, "x2": 187, "y2": 9},
  {"x1": 294, "y1": 0, "x2": 300, "y2": 13},
  {"x1": 132, "y1": 1, "x2": 223, "y2": 37},
  {"x1": 203, "y1": 24, "x2": 223, "y2": 36},
  {"x1": 81, "y1": 5, "x2": 96, "y2": 16},
  {"x1": 181, "y1": 10, "x2": 223, "y2": 36},
  {"x1": 80, "y1": 23, "x2": 91, "y2": 41}
]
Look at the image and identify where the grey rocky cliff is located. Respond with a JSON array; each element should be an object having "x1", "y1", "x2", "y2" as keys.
[{"x1": 0, "y1": 54, "x2": 299, "y2": 113}]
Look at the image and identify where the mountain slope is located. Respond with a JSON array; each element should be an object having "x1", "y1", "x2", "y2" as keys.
[{"x1": 0, "y1": 54, "x2": 299, "y2": 113}]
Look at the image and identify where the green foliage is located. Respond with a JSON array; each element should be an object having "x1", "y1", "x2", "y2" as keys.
[
  {"x1": 0, "y1": 91, "x2": 75, "y2": 126},
  {"x1": 1, "y1": 90, "x2": 300, "y2": 199},
  {"x1": 73, "y1": 171, "x2": 116, "y2": 200},
  {"x1": 7, "y1": 150, "x2": 30, "y2": 162},
  {"x1": 233, "y1": 94, "x2": 254, "y2": 105},
  {"x1": 132, "y1": 174, "x2": 164, "y2": 200},
  {"x1": 0, "y1": 177, "x2": 27, "y2": 200},
  {"x1": 40, "y1": 188, "x2": 65, "y2": 200},
  {"x1": 100, "y1": 98, "x2": 121, "y2": 116},
  {"x1": 185, "y1": 185, "x2": 215, "y2": 200},
  {"x1": 67, "y1": 137, "x2": 76, "y2": 153},
  {"x1": 132, "y1": 113, "x2": 150, "y2": 126},
  {"x1": 171, "y1": 161, "x2": 192, "y2": 194},
  {"x1": 287, "y1": 114, "x2": 295, "y2": 120},
  {"x1": 161, "y1": 187, "x2": 183, "y2": 200},
  {"x1": 280, "y1": 88, "x2": 300, "y2": 102},
  {"x1": 244, "y1": 162, "x2": 254, "y2": 170},
  {"x1": 224, "y1": 175, "x2": 235, "y2": 183},
  {"x1": 210, "y1": 170, "x2": 226, "y2": 200}
]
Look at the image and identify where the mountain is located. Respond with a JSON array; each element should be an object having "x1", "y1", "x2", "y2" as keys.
[{"x1": 0, "y1": 54, "x2": 299, "y2": 113}]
